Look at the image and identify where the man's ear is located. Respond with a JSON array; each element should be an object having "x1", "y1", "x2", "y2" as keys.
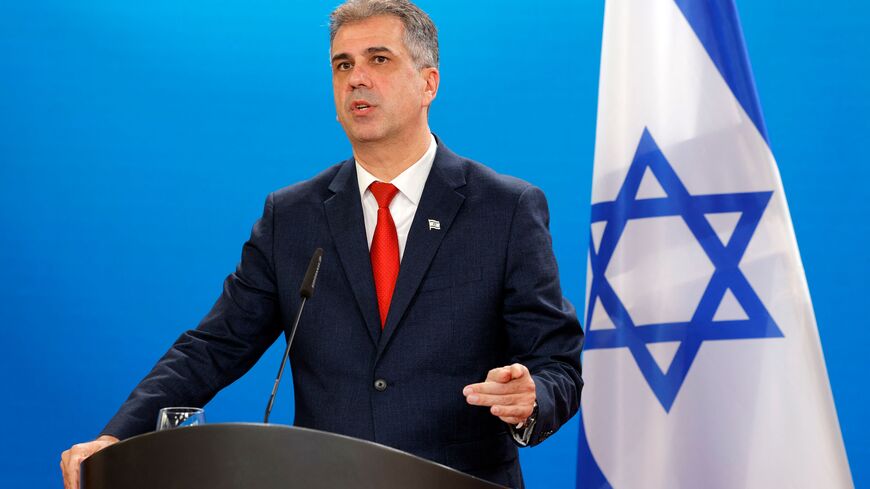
[{"x1": 421, "y1": 67, "x2": 440, "y2": 107}]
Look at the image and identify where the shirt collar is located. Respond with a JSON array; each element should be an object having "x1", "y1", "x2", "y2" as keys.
[{"x1": 355, "y1": 134, "x2": 438, "y2": 206}]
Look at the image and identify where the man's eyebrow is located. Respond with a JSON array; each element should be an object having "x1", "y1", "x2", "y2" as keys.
[
  {"x1": 331, "y1": 47, "x2": 396, "y2": 64},
  {"x1": 366, "y1": 46, "x2": 394, "y2": 55},
  {"x1": 331, "y1": 52, "x2": 351, "y2": 63}
]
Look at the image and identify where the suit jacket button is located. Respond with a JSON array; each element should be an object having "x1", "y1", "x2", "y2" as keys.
[{"x1": 374, "y1": 379, "x2": 388, "y2": 392}]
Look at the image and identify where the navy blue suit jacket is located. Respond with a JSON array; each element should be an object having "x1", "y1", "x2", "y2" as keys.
[{"x1": 102, "y1": 141, "x2": 584, "y2": 488}]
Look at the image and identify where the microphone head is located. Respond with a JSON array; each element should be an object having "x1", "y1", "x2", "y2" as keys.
[{"x1": 299, "y1": 248, "x2": 323, "y2": 298}]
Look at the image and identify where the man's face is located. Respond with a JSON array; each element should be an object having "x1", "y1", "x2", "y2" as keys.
[{"x1": 330, "y1": 15, "x2": 438, "y2": 145}]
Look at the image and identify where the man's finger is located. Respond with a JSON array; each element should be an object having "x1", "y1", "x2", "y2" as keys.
[
  {"x1": 485, "y1": 366, "x2": 513, "y2": 383},
  {"x1": 510, "y1": 363, "x2": 527, "y2": 380},
  {"x1": 500, "y1": 416, "x2": 524, "y2": 425},
  {"x1": 463, "y1": 381, "x2": 515, "y2": 396},
  {"x1": 69, "y1": 452, "x2": 84, "y2": 489},
  {"x1": 465, "y1": 392, "x2": 527, "y2": 407},
  {"x1": 61, "y1": 449, "x2": 72, "y2": 489},
  {"x1": 60, "y1": 458, "x2": 68, "y2": 489},
  {"x1": 490, "y1": 404, "x2": 533, "y2": 419},
  {"x1": 63, "y1": 453, "x2": 78, "y2": 489}
]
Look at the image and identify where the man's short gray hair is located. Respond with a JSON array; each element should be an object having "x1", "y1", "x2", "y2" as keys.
[{"x1": 329, "y1": 0, "x2": 439, "y2": 69}]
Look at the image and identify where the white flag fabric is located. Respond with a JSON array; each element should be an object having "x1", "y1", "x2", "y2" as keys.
[{"x1": 576, "y1": 0, "x2": 853, "y2": 488}]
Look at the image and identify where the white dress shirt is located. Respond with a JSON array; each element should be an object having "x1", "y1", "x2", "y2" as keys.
[{"x1": 355, "y1": 134, "x2": 437, "y2": 261}]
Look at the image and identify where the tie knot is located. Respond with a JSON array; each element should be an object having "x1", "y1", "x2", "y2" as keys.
[{"x1": 369, "y1": 181, "x2": 399, "y2": 209}]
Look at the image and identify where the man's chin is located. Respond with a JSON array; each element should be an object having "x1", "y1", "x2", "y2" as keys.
[{"x1": 347, "y1": 128, "x2": 388, "y2": 144}]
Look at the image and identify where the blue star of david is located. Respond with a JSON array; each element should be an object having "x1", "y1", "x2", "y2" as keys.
[{"x1": 585, "y1": 128, "x2": 784, "y2": 412}]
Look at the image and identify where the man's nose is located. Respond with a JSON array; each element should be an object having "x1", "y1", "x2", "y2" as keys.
[{"x1": 347, "y1": 64, "x2": 373, "y2": 88}]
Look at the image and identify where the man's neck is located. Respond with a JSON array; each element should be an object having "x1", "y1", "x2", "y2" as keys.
[{"x1": 352, "y1": 127, "x2": 432, "y2": 182}]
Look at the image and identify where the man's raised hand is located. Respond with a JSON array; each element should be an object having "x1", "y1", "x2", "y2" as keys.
[{"x1": 463, "y1": 363, "x2": 536, "y2": 426}]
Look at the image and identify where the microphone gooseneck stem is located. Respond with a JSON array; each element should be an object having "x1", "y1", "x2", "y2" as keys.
[{"x1": 263, "y1": 296, "x2": 308, "y2": 424}]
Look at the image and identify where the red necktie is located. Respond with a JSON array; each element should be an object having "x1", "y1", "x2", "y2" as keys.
[{"x1": 369, "y1": 182, "x2": 400, "y2": 328}]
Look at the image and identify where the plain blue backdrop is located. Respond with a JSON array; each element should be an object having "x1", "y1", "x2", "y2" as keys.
[{"x1": 0, "y1": 1, "x2": 866, "y2": 487}]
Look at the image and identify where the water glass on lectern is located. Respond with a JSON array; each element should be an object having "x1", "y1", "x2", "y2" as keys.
[{"x1": 156, "y1": 407, "x2": 206, "y2": 431}]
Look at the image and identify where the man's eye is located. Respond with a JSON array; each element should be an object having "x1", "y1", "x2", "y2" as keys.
[
  {"x1": 373, "y1": 56, "x2": 388, "y2": 64},
  {"x1": 336, "y1": 61, "x2": 352, "y2": 71}
]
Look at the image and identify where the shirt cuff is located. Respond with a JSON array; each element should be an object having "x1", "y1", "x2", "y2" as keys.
[{"x1": 508, "y1": 402, "x2": 538, "y2": 446}]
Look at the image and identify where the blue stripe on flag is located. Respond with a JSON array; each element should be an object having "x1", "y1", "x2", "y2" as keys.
[
  {"x1": 575, "y1": 410, "x2": 613, "y2": 489},
  {"x1": 672, "y1": 0, "x2": 769, "y2": 142}
]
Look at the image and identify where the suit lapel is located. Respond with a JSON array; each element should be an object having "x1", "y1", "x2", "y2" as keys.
[
  {"x1": 324, "y1": 160, "x2": 382, "y2": 345},
  {"x1": 377, "y1": 144, "x2": 467, "y2": 357}
]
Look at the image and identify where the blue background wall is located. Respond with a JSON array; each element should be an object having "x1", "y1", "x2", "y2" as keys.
[{"x1": 1, "y1": 1, "x2": 866, "y2": 487}]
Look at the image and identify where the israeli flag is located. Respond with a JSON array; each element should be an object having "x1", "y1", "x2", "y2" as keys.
[{"x1": 577, "y1": 1, "x2": 853, "y2": 487}]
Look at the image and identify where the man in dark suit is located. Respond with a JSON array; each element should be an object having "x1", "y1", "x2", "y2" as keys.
[{"x1": 60, "y1": 1, "x2": 583, "y2": 488}]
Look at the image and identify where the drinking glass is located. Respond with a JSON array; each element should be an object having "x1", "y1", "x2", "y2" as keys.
[{"x1": 156, "y1": 407, "x2": 206, "y2": 431}]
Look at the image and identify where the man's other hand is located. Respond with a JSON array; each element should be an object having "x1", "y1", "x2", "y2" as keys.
[
  {"x1": 60, "y1": 435, "x2": 119, "y2": 489},
  {"x1": 463, "y1": 363, "x2": 536, "y2": 426}
]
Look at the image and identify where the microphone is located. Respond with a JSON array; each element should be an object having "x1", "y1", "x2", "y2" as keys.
[
  {"x1": 299, "y1": 248, "x2": 322, "y2": 299},
  {"x1": 264, "y1": 248, "x2": 323, "y2": 424}
]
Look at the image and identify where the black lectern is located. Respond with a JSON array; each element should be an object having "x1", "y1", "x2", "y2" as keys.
[{"x1": 81, "y1": 423, "x2": 506, "y2": 489}]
